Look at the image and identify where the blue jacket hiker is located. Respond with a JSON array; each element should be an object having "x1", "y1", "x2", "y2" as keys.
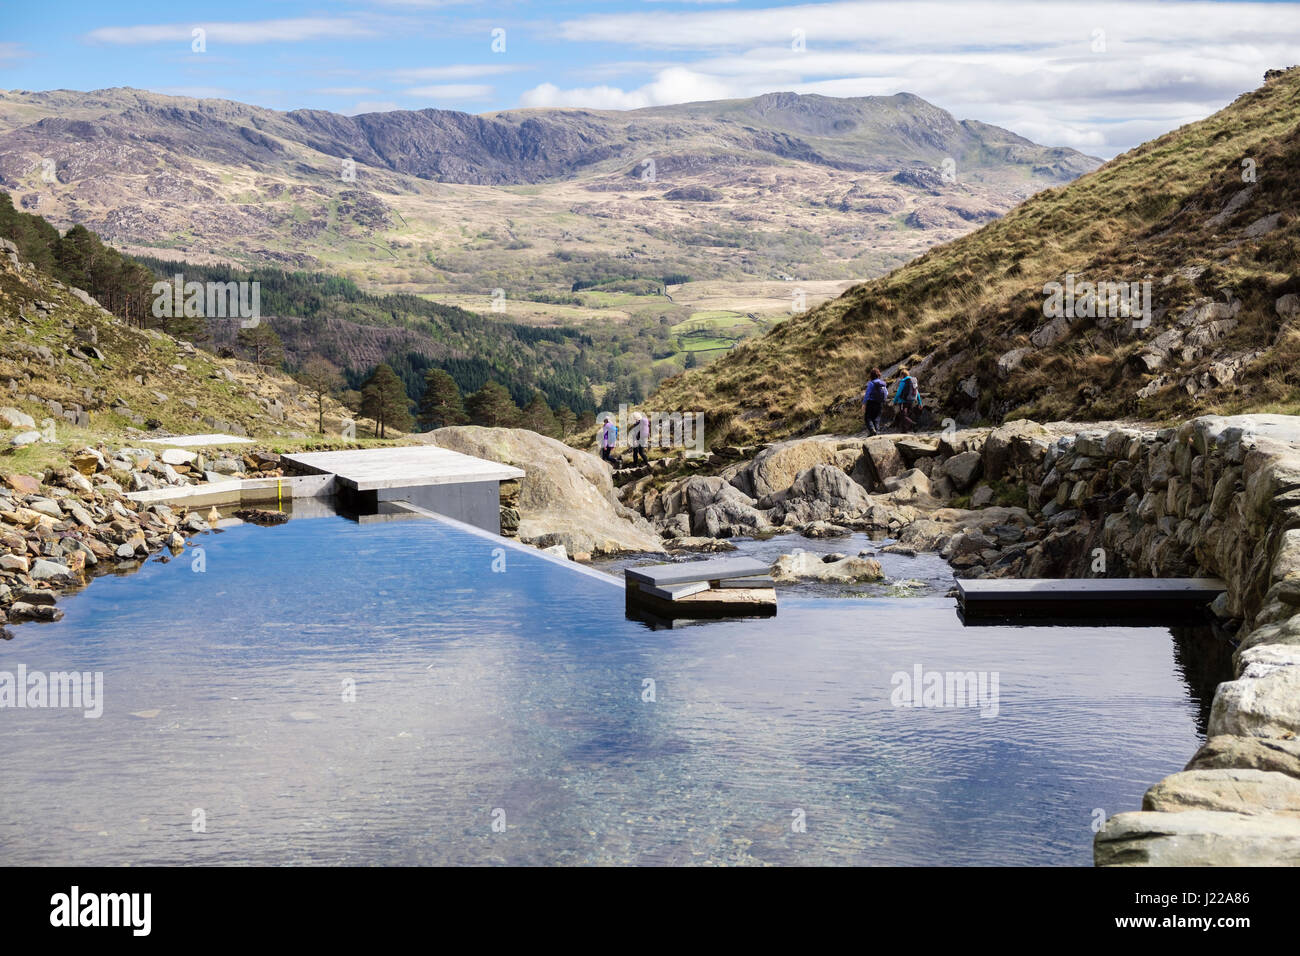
[
  {"x1": 862, "y1": 367, "x2": 887, "y2": 435},
  {"x1": 892, "y1": 367, "x2": 920, "y2": 433}
]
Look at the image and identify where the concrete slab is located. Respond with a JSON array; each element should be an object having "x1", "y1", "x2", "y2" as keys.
[
  {"x1": 643, "y1": 581, "x2": 711, "y2": 601},
  {"x1": 126, "y1": 474, "x2": 336, "y2": 508},
  {"x1": 625, "y1": 557, "x2": 771, "y2": 587},
  {"x1": 957, "y1": 577, "x2": 1226, "y2": 621},
  {"x1": 141, "y1": 433, "x2": 255, "y2": 447},
  {"x1": 282, "y1": 445, "x2": 524, "y2": 491},
  {"x1": 957, "y1": 578, "x2": 1227, "y2": 599}
]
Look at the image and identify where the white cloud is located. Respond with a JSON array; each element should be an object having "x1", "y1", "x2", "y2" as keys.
[
  {"x1": 523, "y1": 1, "x2": 1300, "y2": 155},
  {"x1": 343, "y1": 100, "x2": 402, "y2": 115},
  {"x1": 86, "y1": 18, "x2": 370, "y2": 45},
  {"x1": 554, "y1": 1, "x2": 1300, "y2": 52},
  {"x1": 392, "y1": 64, "x2": 527, "y2": 81},
  {"x1": 314, "y1": 87, "x2": 383, "y2": 96},
  {"x1": 521, "y1": 67, "x2": 732, "y2": 110},
  {"x1": 0, "y1": 42, "x2": 30, "y2": 66},
  {"x1": 406, "y1": 84, "x2": 495, "y2": 100}
]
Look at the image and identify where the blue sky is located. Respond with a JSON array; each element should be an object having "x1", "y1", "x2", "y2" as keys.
[{"x1": 2, "y1": 0, "x2": 1298, "y2": 157}]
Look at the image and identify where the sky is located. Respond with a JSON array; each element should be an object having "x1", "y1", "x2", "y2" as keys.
[{"x1": 1, "y1": 1, "x2": 1298, "y2": 158}]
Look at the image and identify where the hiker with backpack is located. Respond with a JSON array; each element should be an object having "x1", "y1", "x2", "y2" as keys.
[
  {"x1": 629, "y1": 410, "x2": 650, "y2": 467},
  {"x1": 861, "y1": 367, "x2": 887, "y2": 436},
  {"x1": 599, "y1": 417, "x2": 620, "y2": 464},
  {"x1": 892, "y1": 366, "x2": 921, "y2": 433}
]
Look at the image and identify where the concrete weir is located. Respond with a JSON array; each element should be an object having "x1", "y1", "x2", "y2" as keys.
[
  {"x1": 956, "y1": 577, "x2": 1227, "y2": 622},
  {"x1": 281, "y1": 446, "x2": 524, "y2": 533}
]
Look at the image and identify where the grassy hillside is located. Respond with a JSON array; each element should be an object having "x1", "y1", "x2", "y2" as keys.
[
  {"x1": 651, "y1": 68, "x2": 1300, "y2": 443},
  {"x1": 0, "y1": 232, "x2": 361, "y2": 468}
]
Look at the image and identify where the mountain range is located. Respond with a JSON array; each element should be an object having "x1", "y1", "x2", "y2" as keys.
[
  {"x1": 652, "y1": 67, "x2": 1300, "y2": 438},
  {"x1": 0, "y1": 87, "x2": 1099, "y2": 298}
]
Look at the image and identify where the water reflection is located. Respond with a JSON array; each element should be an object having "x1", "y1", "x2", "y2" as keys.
[{"x1": 0, "y1": 514, "x2": 1221, "y2": 866}]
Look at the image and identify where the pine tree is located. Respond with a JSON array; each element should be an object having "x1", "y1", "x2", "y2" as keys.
[
  {"x1": 297, "y1": 357, "x2": 344, "y2": 435},
  {"x1": 520, "y1": 391, "x2": 559, "y2": 437},
  {"x1": 466, "y1": 381, "x2": 519, "y2": 428},
  {"x1": 238, "y1": 322, "x2": 285, "y2": 369},
  {"x1": 359, "y1": 362, "x2": 413, "y2": 438},
  {"x1": 556, "y1": 406, "x2": 577, "y2": 438},
  {"x1": 417, "y1": 368, "x2": 468, "y2": 430}
]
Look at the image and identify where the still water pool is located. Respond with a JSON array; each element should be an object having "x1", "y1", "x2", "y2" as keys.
[{"x1": 0, "y1": 512, "x2": 1223, "y2": 865}]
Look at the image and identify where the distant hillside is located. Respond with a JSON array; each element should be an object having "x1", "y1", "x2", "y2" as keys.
[
  {"x1": 0, "y1": 87, "x2": 1100, "y2": 298},
  {"x1": 651, "y1": 68, "x2": 1300, "y2": 441},
  {"x1": 133, "y1": 257, "x2": 602, "y2": 413}
]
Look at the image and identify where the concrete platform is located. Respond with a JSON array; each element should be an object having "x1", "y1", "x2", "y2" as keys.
[
  {"x1": 282, "y1": 445, "x2": 524, "y2": 533},
  {"x1": 282, "y1": 446, "x2": 523, "y2": 491},
  {"x1": 625, "y1": 557, "x2": 771, "y2": 587},
  {"x1": 127, "y1": 474, "x2": 335, "y2": 509},
  {"x1": 625, "y1": 557, "x2": 777, "y2": 621},
  {"x1": 957, "y1": 577, "x2": 1226, "y2": 621}
]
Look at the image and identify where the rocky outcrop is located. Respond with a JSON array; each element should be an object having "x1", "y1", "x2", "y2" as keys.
[
  {"x1": 762, "y1": 464, "x2": 873, "y2": 526},
  {"x1": 730, "y1": 436, "x2": 861, "y2": 499},
  {"x1": 425, "y1": 426, "x2": 664, "y2": 555}
]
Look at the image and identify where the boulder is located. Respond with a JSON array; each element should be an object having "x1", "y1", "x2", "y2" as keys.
[
  {"x1": 1186, "y1": 736, "x2": 1300, "y2": 779},
  {"x1": 942, "y1": 451, "x2": 983, "y2": 491},
  {"x1": 183, "y1": 513, "x2": 210, "y2": 533},
  {"x1": 799, "y1": 520, "x2": 852, "y2": 538},
  {"x1": 882, "y1": 468, "x2": 932, "y2": 502},
  {"x1": 771, "y1": 551, "x2": 883, "y2": 583},
  {"x1": 209, "y1": 458, "x2": 245, "y2": 475},
  {"x1": 860, "y1": 436, "x2": 906, "y2": 487},
  {"x1": 896, "y1": 436, "x2": 939, "y2": 464},
  {"x1": 29, "y1": 558, "x2": 73, "y2": 582},
  {"x1": 735, "y1": 436, "x2": 852, "y2": 499},
  {"x1": 1095, "y1": 810, "x2": 1300, "y2": 866},
  {"x1": 937, "y1": 429, "x2": 986, "y2": 457},
  {"x1": 3, "y1": 474, "x2": 41, "y2": 495},
  {"x1": 0, "y1": 554, "x2": 30, "y2": 573},
  {"x1": 426, "y1": 426, "x2": 664, "y2": 555},
  {"x1": 1208, "y1": 668, "x2": 1300, "y2": 738},
  {"x1": 983, "y1": 420, "x2": 1051, "y2": 481},
  {"x1": 1143, "y1": 769, "x2": 1300, "y2": 816},
  {"x1": 695, "y1": 485, "x2": 770, "y2": 538},
  {"x1": 161, "y1": 448, "x2": 198, "y2": 466},
  {"x1": 0, "y1": 407, "x2": 35, "y2": 429},
  {"x1": 7, "y1": 602, "x2": 64, "y2": 622},
  {"x1": 764, "y1": 464, "x2": 872, "y2": 524},
  {"x1": 996, "y1": 347, "x2": 1031, "y2": 379}
]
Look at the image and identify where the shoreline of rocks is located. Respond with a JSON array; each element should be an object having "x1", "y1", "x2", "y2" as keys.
[{"x1": 0, "y1": 442, "x2": 291, "y2": 637}]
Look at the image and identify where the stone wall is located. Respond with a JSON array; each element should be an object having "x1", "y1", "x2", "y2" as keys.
[{"x1": 1035, "y1": 415, "x2": 1300, "y2": 864}]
